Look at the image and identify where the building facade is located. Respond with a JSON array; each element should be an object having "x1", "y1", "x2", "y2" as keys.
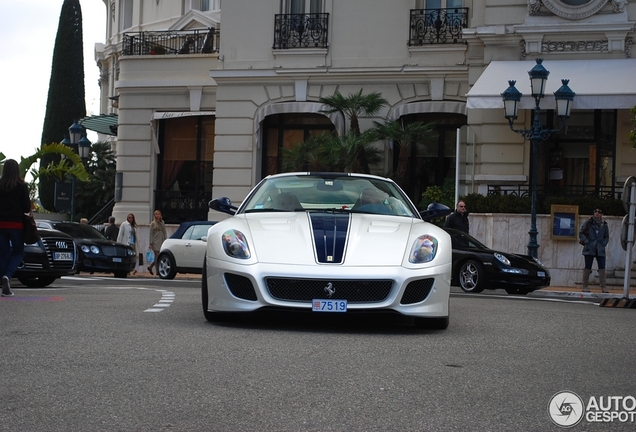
[{"x1": 93, "y1": 0, "x2": 636, "y2": 284}]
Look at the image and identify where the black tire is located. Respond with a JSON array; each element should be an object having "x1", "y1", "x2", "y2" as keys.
[
  {"x1": 157, "y1": 253, "x2": 176, "y2": 280},
  {"x1": 17, "y1": 276, "x2": 57, "y2": 288},
  {"x1": 114, "y1": 271, "x2": 128, "y2": 279},
  {"x1": 505, "y1": 287, "x2": 531, "y2": 295},
  {"x1": 458, "y1": 259, "x2": 486, "y2": 293},
  {"x1": 414, "y1": 316, "x2": 449, "y2": 330}
]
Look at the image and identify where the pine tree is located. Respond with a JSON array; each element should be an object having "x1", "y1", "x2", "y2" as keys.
[{"x1": 39, "y1": 0, "x2": 86, "y2": 211}]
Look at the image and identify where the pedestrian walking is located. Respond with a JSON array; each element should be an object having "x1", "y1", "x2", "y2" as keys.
[
  {"x1": 444, "y1": 200, "x2": 469, "y2": 233},
  {"x1": 0, "y1": 159, "x2": 32, "y2": 296},
  {"x1": 117, "y1": 213, "x2": 138, "y2": 274},
  {"x1": 147, "y1": 210, "x2": 167, "y2": 275},
  {"x1": 579, "y1": 207, "x2": 610, "y2": 292}
]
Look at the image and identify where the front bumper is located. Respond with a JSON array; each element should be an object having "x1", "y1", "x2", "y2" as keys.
[{"x1": 204, "y1": 257, "x2": 451, "y2": 318}]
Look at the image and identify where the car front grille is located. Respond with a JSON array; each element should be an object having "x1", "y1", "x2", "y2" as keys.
[
  {"x1": 42, "y1": 237, "x2": 76, "y2": 271},
  {"x1": 265, "y1": 278, "x2": 393, "y2": 303},
  {"x1": 400, "y1": 278, "x2": 434, "y2": 304},
  {"x1": 100, "y1": 244, "x2": 131, "y2": 257}
]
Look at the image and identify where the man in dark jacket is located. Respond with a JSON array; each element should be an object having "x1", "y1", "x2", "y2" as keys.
[
  {"x1": 444, "y1": 201, "x2": 469, "y2": 233},
  {"x1": 104, "y1": 216, "x2": 120, "y2": 241}
]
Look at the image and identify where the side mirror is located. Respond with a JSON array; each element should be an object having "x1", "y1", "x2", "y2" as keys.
[
  {"x1": 209, "y1": 197, "x2": 237, "y2": 215},
  {"x1": 419, "y1": 202, "x2": 451, "y2": 221}
]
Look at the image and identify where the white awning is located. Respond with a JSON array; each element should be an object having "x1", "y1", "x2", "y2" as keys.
[{"x1": 466, "y1": 59, "x2": 636, "y2": 110}]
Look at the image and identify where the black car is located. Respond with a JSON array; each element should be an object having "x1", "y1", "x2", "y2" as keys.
[
  {"x1": 156, "y1": 221, "x2": 217, "y2": 279},
  {"x1": 444, "y1": 228, "x2": 551, "y2": 295},
  {"x1": 36, "y1": 221, "x2": 137, "y2": 278},
  {"x1": 14, "y1": 228, "x2": 78, "y2": 288}
]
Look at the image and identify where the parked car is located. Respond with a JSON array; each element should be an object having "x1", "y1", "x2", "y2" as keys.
[
  {"x1": 444, "y1": 227, "x2": 551, "y2": 295},
  {"x1": 203, "y1": 172, "x2": 453, "y2": 329},
  {"x1": 14, "y1": 228, "x2": 78, "y2": 288},
  {"x1": 35, "y1": 221, "x2": 136, "y2": 278},
  {"x1": 156, "y1": 221, "x2": 217, "y2": 280}
]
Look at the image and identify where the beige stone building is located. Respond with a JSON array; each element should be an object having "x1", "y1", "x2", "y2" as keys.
[{"x1": 90, "y1": 0, "x2": 636, "y2": 285}]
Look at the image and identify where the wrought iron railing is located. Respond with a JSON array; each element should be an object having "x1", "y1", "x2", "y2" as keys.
[
  {"x1": 408, "y1": 8, "x2": 468, "y2": 45},
  {"x1": 273, "y1": 13, "x2": 329, "y2": 49},
  {"x1": 154, "y1": 190, "x2": 210, "y2": 224},
  {"x1": 122, "y1": 28, "x2": 219, "y2": 56},
  {"x1": 488, "y1": 184, "x2": 622, "y2": 200}
]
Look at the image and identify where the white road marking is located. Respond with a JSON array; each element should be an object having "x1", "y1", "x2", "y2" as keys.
[{"x1": 145, "y1": 289, "x2": 175, "y2": 312}]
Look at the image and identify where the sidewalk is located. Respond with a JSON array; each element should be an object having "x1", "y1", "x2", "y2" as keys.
[{"x1": 536, "y1": 285, "x2": 635, "y2": 299}]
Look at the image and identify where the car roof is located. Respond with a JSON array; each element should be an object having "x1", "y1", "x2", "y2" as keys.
[{"x1": 170, "y1": 220, "x2": 217, "y2": 239}]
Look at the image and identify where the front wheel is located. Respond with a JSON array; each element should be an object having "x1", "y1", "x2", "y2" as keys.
[
  {"x1": 157, "y1": 253, "x2": 176, "y2": 280},
  {"x1": 114, "y1": 271, "x2": 128, "y2": 279},
  {"x1": 458, "y1": 260, "x2": 486, "y2": 293},
  {"x1": 17, "y1": 276, "x2": 57, "y2": 288}
]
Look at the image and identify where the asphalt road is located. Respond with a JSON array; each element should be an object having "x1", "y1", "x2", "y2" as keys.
[{"x1": 1, "y1": 275, "x2": 635, "y2": 431}]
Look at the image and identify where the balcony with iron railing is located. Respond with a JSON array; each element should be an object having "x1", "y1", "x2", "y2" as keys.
[
  {"x1": 408, "y1": 8, "x2": 468, "y2": 45},
  {"x1": 122, "y1": 28, "x2": 219, "y2": 56},
  {"x1": 273, "y1": 13, "x2": 329, "y2": 49}
]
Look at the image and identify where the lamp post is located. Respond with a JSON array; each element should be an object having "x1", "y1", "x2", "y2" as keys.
[
  {"x1": 67, "y1": 120, "x2": 91, "y2": 221},
  {"x1": 501, "y1": 58, "x2": 575, "y2": 258}
]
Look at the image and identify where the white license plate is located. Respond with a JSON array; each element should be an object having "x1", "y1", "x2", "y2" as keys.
[
  {"x1": 537, "y1": 271, "x2": 546, "y2": 277},
  {"x1": 54, "y1": 252, "x2": 73, "y2": 261},
  {"x1": 312, "y1": 299, "x2": 347, "y2": 312},
  {"x1": 112, "y1": 257, "x2": 122, "y2": 263}
]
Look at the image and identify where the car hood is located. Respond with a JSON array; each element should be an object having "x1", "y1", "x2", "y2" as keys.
[
  {"x1": 209, "y1": 211, "x2": 448, "y2": 267},
  {"x1": 75, "y1": 238, "x2": 130, "y2": 248}
]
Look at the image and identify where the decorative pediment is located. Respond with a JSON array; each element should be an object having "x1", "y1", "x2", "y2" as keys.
[
  {"x1": 170, "y1": 10, "x2": 220, "y2": 31},
  {"x1": 528, "y1": 0, "x2": 627, "y2": 19}
]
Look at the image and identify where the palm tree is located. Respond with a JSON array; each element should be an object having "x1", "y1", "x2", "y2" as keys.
[
  {"x1": 319, "y1": 90, "x2": 388, "y2": 173},
  {"x1": 282, "y1": 130, "x2": 383, "y2": 173},
  {"x1": 371, "y1": 119, "x2": 436, "y2": 190}
]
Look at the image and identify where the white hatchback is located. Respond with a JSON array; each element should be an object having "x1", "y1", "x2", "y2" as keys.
[{"x1": 157, "y1": 221, "x2": 217, "y2": 279}]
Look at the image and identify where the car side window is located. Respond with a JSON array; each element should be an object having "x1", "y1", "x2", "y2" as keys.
[
  {"x1": 190, "y1": 225, "x2": 209, "y2": 240},
  {"x1": 182, "y1": 226, "x2": 195, "y2": 240}
]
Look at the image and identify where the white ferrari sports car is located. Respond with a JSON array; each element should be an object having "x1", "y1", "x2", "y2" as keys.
[{"x1": 204, "y1": 172, "x2": 452, "y2": 329}]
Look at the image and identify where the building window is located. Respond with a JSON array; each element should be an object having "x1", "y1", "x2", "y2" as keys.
[
  {"x1": 539, "y1": 109, "x2": 616, "y2": 197},
  {"x1": 261, "y1": 113, "x2": 335, "y2": 177},
  {"x1": 156, "y1": 116, "x2": 215, "y2": 223},
  {"x1": 283, "y1": 0, "x2": 323, "y2": 14},
  {"x1": 120, "y1": 0, "x2": 133, "y2": 31},
  {"x1": 188, "y1": 0, "x2": 220, "y2": 12}
]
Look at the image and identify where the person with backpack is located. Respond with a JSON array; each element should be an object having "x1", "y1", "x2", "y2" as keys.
[{"x1": 579, "y1": 207, "x2": 610, "y2": 293}]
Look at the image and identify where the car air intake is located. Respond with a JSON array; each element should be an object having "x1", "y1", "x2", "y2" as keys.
[
  {"x1": 400, "y1": 278, "x2": 434, "y2": 304},
  {"x1": 265, "y1": 278, "x2": 392, "y2": 303},
  {"x1": 224, "y1": 273, "x2": 257, "y2": 301}
]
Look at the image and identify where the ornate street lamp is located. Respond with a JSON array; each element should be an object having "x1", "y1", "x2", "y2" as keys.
[
  {"x1": 501, "y1": 58, "x2": 575, "y2": 258},
  {"x1": 67, "y1": 120, "x2": 92, "y2": 220}
]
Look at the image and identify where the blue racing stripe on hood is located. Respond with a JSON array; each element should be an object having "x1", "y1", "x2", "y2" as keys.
[{"x1": 309, "y1": 213, "x2": 350, "y2": 264}]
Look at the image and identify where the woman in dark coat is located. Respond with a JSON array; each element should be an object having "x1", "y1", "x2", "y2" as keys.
[
  {"x1": 0, "y1": 159, "x2": 32, "y2": 296},
  {"x1": 579, "y1": 207, "x2": 610, "y2": 293}
]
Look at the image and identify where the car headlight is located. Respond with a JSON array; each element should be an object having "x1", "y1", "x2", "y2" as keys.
[
  {"x1": 82, "y1": 245, "x2": 101, "y2": 254},
  {"x1": 494, "y1": 252, "x2": 511, "y2": 266},
  {"x1": 127, "y1": 249, "x2": 136, "y2": 256},
  {"x1": 532, "y1": 257, "x2": 544, "y2": 267},
  {"x1": 409, "y1": 235, "x2": 438, "y2": 264},
  {"x1": 222, "y1": 230, "x2": 251, "y2": 259},
  {"x1": 24, "y1": 242, "x2": 45, "y2": 252}
]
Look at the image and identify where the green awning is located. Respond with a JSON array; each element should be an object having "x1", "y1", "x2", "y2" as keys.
[{"x1": 79, "y1": 114, "x2": 118, "y2": 136}]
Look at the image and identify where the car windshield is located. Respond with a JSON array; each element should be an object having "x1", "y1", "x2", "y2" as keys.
[
  {"x1": 448, "y1": 229, "x2": 489, "y2": 250},
  {"x1": 240, "y1": 174, "x2": 418, "y2": 218},
  {"x1": 53, "y1": 223, "x2": 107, "y2": 240}
]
